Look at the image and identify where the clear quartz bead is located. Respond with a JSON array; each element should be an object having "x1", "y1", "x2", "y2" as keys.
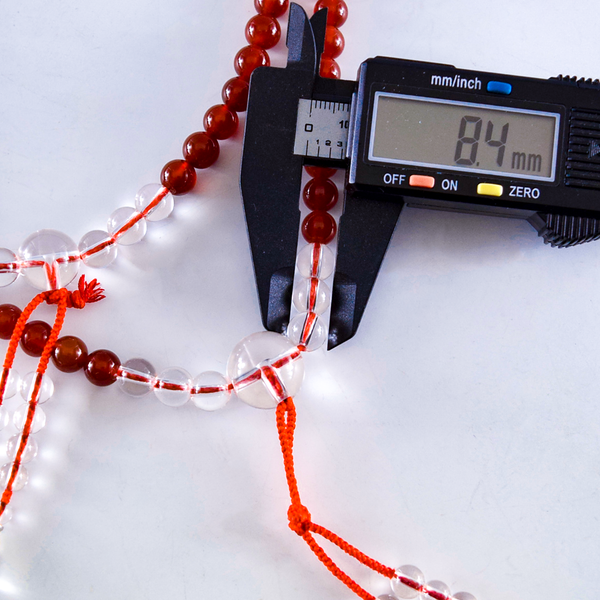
[
  {"x1": 135, "y1": 184, "x2": 174, "y2": 222},
  {"x1": 191, "y1": 371, "x2": 231, "y2": 411},
  {"x1": 7, "y1": 434, "x2": 38, "y2": 463},
  {"x1": 454, "y1": 593, "x2": 477, "y2": 600},
  {"x1": 154, "y1": 368, "x2": 192, "y2": 407},
  {"x1": 18, "y1": 229, "x2": 80, "y2": 290},
  {"x1": 13, "y1": 404, "x2": 46, "y2": 433},
  {"x1": 0, "y1": 407, "x2": 9, "y2": 431},
  {"x1": 292, "y1": 277, "x2": 331, "y2": 314},
  {"x1": 226, "y1": 331, "x2": 304, "y2": 409},
  {"x1": 2, "y1": 369, "x2": 20, "y2": 400},
  {"x1": 286, "y1": 312, "x2": 327, "y2": 351},
  {"x1": 107, "y1": 207, "x2": 147, "y2": 245},
  {"x1": 391, "y1": 565, "x2": 425, "y2": 599},
  {"x1": 78, "y1": 230, "x2": 118, "y2": 268},
  {"x1": 118, "y1": 358, "x2": 156, "y2": 397},
  {"x1": 0, "y1": 248, "x2": 19, "y2": 287},
  {"x1": 296, "y1": 243, "x2": 335, "y2": 279},
  {"x1": 0, "y1": 463, "x2": 28, "y2": 491},
  {"x1": 427, "y1": 581, "x2": 451, "y2": 598},
  {"x1": 19, "y1": 372, "x2": 54, "y2": 404},
  {"x1": 0, "y1": 505, "x2": 14, "y2": 527}
]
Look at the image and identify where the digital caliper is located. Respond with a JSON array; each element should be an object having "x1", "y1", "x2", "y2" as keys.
[{"x1": 241, "y1": 3, "x2": 600, "y2": 349}]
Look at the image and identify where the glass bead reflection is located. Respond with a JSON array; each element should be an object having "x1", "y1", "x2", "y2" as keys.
[
  {"x1": 426, "y1": 581, "x2": 451, "y2": 599},
  {"x1": 0, "y1": 248, "x2": 19, "y2": 287},
  {"x1": 18, "y1": 229, "x2": 79, "y2": 290},
  {"x1": 296, "y1": 243, "x2": 335, "y2": 279},
  {"x1": 454, "y1": 593, "x2": 477, "y2": 600},
  {"x1": 0, "y1": 407, "x2": 9, "y2": 431},
  {"x1": 7, "y1": 434, "x2": 38, "y2": 463},
  {"x1": 192, "y1": 371, "x2": 231, "y2": 411},
  {"x1": 0, "y1": 463, "x2": 28, "y2": 491},
  {"x1": 2, "y1": 369, "x2": 20, "y2": 400},
  {"x1": 78, "y1": 230, "x2": 118, "y2": 268},
  {"x1": 292, "y1": 278, "x2": 331, "y2": 314},
  {"x1": 119, "y1": 358, "x2": 156, "y2": 397},
  {"x1": 135, "y1": 184, "x2": 174, "y2": 222},
  {"x1": 13, "y1": 404, "x2": 46, "y2": 433},
  {"x1": 391, "y1": 565, "x2": 425, "y2": 599},
  {"x1": 107, "y1": 207, "x2": 147, "y2": 245},
  {"x1": 154, "y1": 368, "x2": 191, "y2": 407},
  {"x1": 19, "y1": 372, "x2": 54, "y2": 404},
  {"x1": 286, "y1": 313, "x2": 327, "y2": 351},
  {"x1": 0, "y1": 505, "x2": 13, "y2": 527}
]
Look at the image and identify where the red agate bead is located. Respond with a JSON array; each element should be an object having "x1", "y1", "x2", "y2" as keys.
[
  {"x1": 245, "y1": 15, "x2": 281, "y2": 49},
  {"x1": 160, "y1": 160, "x2": 197, "y2": 195},
  {"x1": 52, "y1": 335, "x2": 88, "y2": 373},
  {"x1": 85, "y1": 349, "x2": 121, "y2": 386},
  {"x1": 234, "y1": 45, "x2": 270, "y2": 81},
  {"x1": 222, "y1": 77, "x2": 250, "y2": 112},
  {"x1": 320, "y1": 56, "x2": 341, "y2": 79},
  {"x1": 304, "y1": 165, "x2": 337, "y2": 180},
  {"x1": 302, "y1": 211, "x2": 337, "y2": 244},
  {"x1": 0, "y1": 304, "x2": 21, "y2": 340},
  {"x1": 314, "y1": 0, "x2": 348, "y2": 27},
  {"x1": 20, "y1": 320, "x2": 52, "y2": 357},
  {"x1": 254, "y1": 0, "x2": 289, "y2": 18},
  {"x1": 183, "y1": 132, "x2": 220, "y2": 169},
  {"x1": 204, "y1": 104, "x2": 239, "y2": 140},
  {"x1": 303, "y1": 179, "x2": 339, "y2": 211},
  {"x1": 323, "y1": 26, "x2": 344, "y2": 58}
]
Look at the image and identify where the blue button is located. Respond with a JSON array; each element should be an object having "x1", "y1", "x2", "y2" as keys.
[{"x1": 487, "y1": 81, "x2": 512, "y2": 95}]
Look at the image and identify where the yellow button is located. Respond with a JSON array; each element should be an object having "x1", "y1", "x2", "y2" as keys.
[
  {"x1": 477, "y1": 183, "x2": 503, "y2": 197},
  {"x1": 409, "y1": 175, "x2": 435, "y2": 189}
]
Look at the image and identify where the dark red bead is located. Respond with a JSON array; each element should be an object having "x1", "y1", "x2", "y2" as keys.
[
  {"x1": 234, "y1": 45, "x2": 270, "y2": 81},
  {"x1": 303, "y1": 179, "x2": 339, "y2": 211},
  {"x1": 245, "y1": 15, "x2": 281, "y2": 49},
  {"x1": 222, "y1": 77, "x2": 250, "y2": 112},
  {"x1": 160, "y1": 160, "x2": 197, "y2": 195},
  {"x1": 52, "y1": 335, "x2": 88, "y2": 373},
  {"x1": 0, "y1": 304, "x2": 21, "y2": 340},
  {"x1": 302, "y1": 211, "x2": 337, "y2": 244},
  {"x1": 323, "y1": 26, "x2": 344, "y2": 58},
  {"x1": 84, "y1": 349, "x2": 121, "y2": 387},
  {"x1": 183, "y1": 132, "x2": 220, "y2": 169},
  {"x1": 20, "y1": 320, "x2": 52, "y2": 357},
  {"x1": 304, "y1": 165, "x2": 337, "y2": 180},
  {"x1": 254, "y1": 0, "x2": 289, "y2": 18},
  {"x1": 203, "y1": 104, "x2": 239, "y2": 140},
  {"x1": 319, "y1": 56, "x2": 341, "y2": 79},
  {"x1": 314, "y1": 0, "x2": 348, "y2": 27}
]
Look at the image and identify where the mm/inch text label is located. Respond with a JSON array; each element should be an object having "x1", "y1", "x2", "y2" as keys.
[{"x1": 294, "y1": 99, "x2": 351, "y2": 160}]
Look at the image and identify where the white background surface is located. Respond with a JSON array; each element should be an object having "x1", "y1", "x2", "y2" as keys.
[{"x1": 0, "y1": 1, "x2": 599, "y2": 599}]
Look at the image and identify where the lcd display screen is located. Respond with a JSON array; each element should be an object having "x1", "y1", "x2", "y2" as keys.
[{"x1": 368, "y1": 92, "x2": 560, "y2": 181}]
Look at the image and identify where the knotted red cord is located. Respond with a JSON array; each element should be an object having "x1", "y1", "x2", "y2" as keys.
[
  {"x1": 0, "y1": 276, "x2": 104, "y2": 517},
  {"x1": 276, "y1": 397, "x2": 395, "y2": 600}
]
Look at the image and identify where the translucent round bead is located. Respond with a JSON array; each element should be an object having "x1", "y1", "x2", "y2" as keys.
[
  {"x1": 7, "y1": 434, "x2": 38, "y2": 463},
  {"x1": 19, "y1": 372, "x2": 54, "y2": 404},
  {"x1": 314, "y1": 0, "x2": 349, "y2": 27},
  {"x1": 454, "y1": 593, "x2": 477, "y2": 600},
  {"x1": 191, "y1": 371, "x2": 231, "y2": 411},
  {"x1": 20, "y1": 320, "x2": 51, "y2": 357},
  {"x1": 78, "y1": 230, "x2": 118, "y2": 268},
  {"x1": 2, "y1": 369, "x2": 20, "y2": 400},
  {"x1": 391, "y1": 565, "x2": 425, "y2": 599},
  {"x1": 296, "y1": 243, "x2": 335, "y2": 279},
  {"x1": 0, "y1": 505, "x2": 13, "y2": 527},
  {"x1": 293, "y1": 277, "x2": 331, "y2": 314},
  {"x1": 0, "y1": 248, "x2": 19, "y2": 287},
  {"x1": 161, "y1": 160, "x2": 197, "y2": 195},
  {"x1": 52, "y1": 336, "x2": 88, "y2": 373},
  {"x1": 18, "y1": 229, "x2": 79, "y2": 290},
  {"x1": 107, "y1": 207, "x2": 147, "y2": 245},
  {"x1": 118, "y1": 358, "x2": 156, "y2": 397},
  {"x1": 319, "y1": 56, "x2": 341, "y2": 79},
  {"x1": 426, "y1": 581, "x2": 451, "y2": 599},
  {"x1": 154, "y1": 368, "x2": 192, "y2": 407},
  {"x1": 13, "y1": 404, "x2": 46, "y2": 434},
  {"x1": 286, "y1": 312, "x2": 328, "y2": 351},
  {"x1": 226, "y1": 332, "x2": 304, "y2": 409},
  {"x1": 377, "y1": 596, "x2": 398, "y2": 600},
  {"x1": 0, "y1": 463, "x2": 28, "y2": 491},
  {"x1": 0, "y1": 304, "x2": 21, "y2": 340},
  {"x1": 134, "y1": 184, "x2": 174, "y2": 222},
  {"x1": 0, "y1": 407, "x2": 10, "y2": 431}
]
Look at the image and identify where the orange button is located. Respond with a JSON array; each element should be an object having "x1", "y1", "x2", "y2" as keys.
[{"x1": 409, "y1": 175, "x2": 435, "y2": 189}]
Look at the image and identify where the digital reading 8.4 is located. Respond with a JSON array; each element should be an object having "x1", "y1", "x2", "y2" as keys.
[{"x1": 368, "y1": 93, "x2": 560, "y2": 182}]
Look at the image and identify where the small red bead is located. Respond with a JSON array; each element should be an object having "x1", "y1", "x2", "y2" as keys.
[
  {"x1": 234, "y1": 45, "x2": 270, "y2": 81},
  {"x1": 183, "y1": 132, "x2": 220, "y2": 169},
  {"x1": 246, "y1": 15, "x2": 281, "y2": 49},
  {"x1": 204, "y1": 104, "x2": 239, "y2": 140},
  {"x1": 323, "y1": 26, "x2": 344, "y2": 59},
  {"x1": 314, "y1": 0, "x2": 348, "y2": 27},
  {"x1": 20, "y1": 320, "x2": 52, "y2": 357},
  {"x1": 84, "y1": 349, "x2": 121, "y2": 387},
  {"x1": 52, "y1": 335, "x2": 88, "y2": 373},
  {"x1": 302, "y1": 211, "x2": 337, "y2": 244},
  {"x1": 0, "y1": 304, "x2": 21, "y2": 340},
  {"x1": 222, "y1": 77, "x2": 250, "y2": 112},
  {"x1": 319, "y1": 56, "x2": 341, "y2": 79},
  {"x1": 160, "y1": 160, "x2": 197, "y2": 195},
  {"x1": 303, "y1": 179, "x2": 339, "y2": 211},
  {"x1": 304, "y1": 165, "x2": 337, "y2": 180},
  {"x1": 254, "y1": 0, "x2": 289, "y2": 18}
]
